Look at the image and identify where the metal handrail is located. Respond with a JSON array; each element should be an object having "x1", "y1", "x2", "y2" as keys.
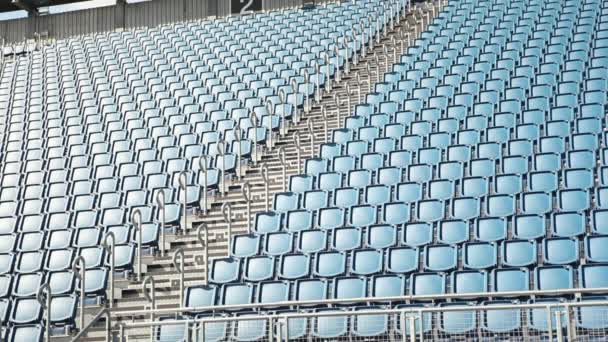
[
  {"x1": 36, "y1": 284, "x2": 51, "y2": 342},
  {"x1": 196, "y1": 223, "x2": 209, "y2": 286},
  {"x1": 221, "y1": 202, "x2": 233, "y2": 252},
  {"x1": 250, "y1": 112, "x2": 259, "y2": 166},
  {"x1": 178, "y1": 170, "x2": 189, "y2": 233},
  {"x1": 72, "y1": 256, "x2": 86, "y2": 330},
  {"x1": 278, "y1": 88, "x2": 287, "y2": 136},
  {"x1": 261, "y1": 163, "x2": 270, "y2": 212},
  {"x1": 111, "y1": 286, "x2": 608, "y2": 317},
  {"x1": 142, "y1": 276, "x2": 156, "y2": 340},
  {"x1": 132, "y1": 209, "x2": 143, "y2": 282},
  {"x1": 307, "y1": 120, "x2": 315, "y2": 158},
  {"x1": 233, "y1": 124, "x2": 242, "y2": 180},
  {"x1": 172, "y1": 249, "x2": 185, "y2": 307},
  {"x1": 216, "y1": 141, "x2": 227, "y2": 196},
  {"x1": 293, "y1": 131, "x2": 301, "y2": 174},
  {"x1": 102, "y1": 232, "x2": 116, "y2": 308},
  {"x1": 241, "y1": 181, "x2": 252, "y2": 233},
  {"x1": 265, "y1": 99, "x2": 274, "y2": 150},
  {"x1": 155, "y1": 190, "x2": 166, "y2": 257},
  {"x1": 321, "y1": 105, "x2": 329, "y2": 144},
  {"x1": 277, "y1": 146, "x2": 287, "y2": 193},
  {"x1": 114, "y1": 299, "x2": 608, "y2": 336},
  {"x1": 290, "y1": 78, "x2": 300, "y2": 125},
  {"x1": 198, "y1": 155, "x2": 208, "y2": 215}
]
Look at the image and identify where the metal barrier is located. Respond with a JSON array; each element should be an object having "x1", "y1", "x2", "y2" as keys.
[
  {"x1": 155, "y1": 190, "x2": 166, "y2": 256},
  {"x1": 113, "y1": 300, "x2": 608, "y2": 342}
]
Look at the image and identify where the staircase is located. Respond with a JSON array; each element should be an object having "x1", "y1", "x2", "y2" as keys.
[{"x1": 78, "y1": 2, "x2": 443, "y2": 340}]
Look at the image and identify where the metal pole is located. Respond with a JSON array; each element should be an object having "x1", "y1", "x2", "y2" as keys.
[
  {"x1": 278, "y1": 146, "x2": 287, "y2": 193},
  {"x1": 314, "y1": 62, "x2": 321, "y2": 103},
  {"x1": 265, "y1": 100, "x2": 274, "y2": 150},
  {"x1": 132, "y1": 209, "x2": 143, "y2": 282},
  {"x1": 334, "y1": 43, "x2": 341, "y2": 84},
  {"x1": 409, "y1": 314, "x2": 417, "y2": 342},
  {"x1": 547, "y1": 305, "x2": 554, "y2": 341},
  {"x1": 323, "y1": 53, "x2": 332, "y2": 93},
  {"x1": 73, "y1": 256, "x2": 86, "y2": 331},
  {"x1": 105, "y1": 309, "x2": 112, "y2": 342},
  {"x1": 199, "y1": 156, "x2": 208, "y2": 215},
  {"x1": 399, "y1": 312, "x2": 407, "y2": 342},
  {"x1": 335, "y1": 93, "x2": 342, "y2": 127},
  {"x1": 217, "y1": 142, "x2": 226, "y2": 197},
  {"x1": 178, "y1": 171, "x2": 188, "y2": 233},
  {"x1": 293, "y1": 131, "x2": 301, "y2": 174},
  {"x1": 156, "y1": 190, "x2": 166, "y2": 257},
  {"x1": 279, "y1": 89, "x2": 287, "y2": 136},
  {"x1": 197, "y1": 224, "x2": 209, "y2": 286},
  {"x1": 555, "y1": 310, "x2": 564, "y2": 342},
  {"x1": 36, "y1": 284, "x2": 51, "y2": 342},
  {"x1": 251, "y1": 113, "x2": 258, "y2": 166},
  {"x1": 172, "y1": 249, "x2": 185, "y2": 307},
  {"x1": 303, "y1": 70, "x2": 311, "y2": 114},
  {"x1": 291, "y1": 78, "x2": 300, "y2": 125},
  {"x1": 343, "y1": 35, "x2": 350, "y2": 74},
  {"x1": 262, "y1": 163, "x2": 270, "y2": 212},
  {"x1": 222, "y1": 203, "x2": 233, "y2": 252},
  {"x1": 103, "y1": 232, "x2": 116, "y2": 308},
  {"x1": 142, "y1": 276, "x2": 156, "y2": 342},
  {"x1": 346, "y1": 83, "x2": 352, "y2": 116},
  {"x1": 242, "y1": 182, "x2": 252, "y2": 233},
  {"x1": 322, "y1": 106, "x2": 329, "y2": 144},
  {"x1": 234, "y1": 124, "x2": 242, "y2": 180},
  {"x1": 307, "y1": 120, "x2": 316, "y2": 157}
]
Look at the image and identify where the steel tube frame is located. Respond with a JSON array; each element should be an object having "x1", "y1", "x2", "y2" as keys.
[{"x1": 102, "y1": 232, "x2": 116, "y2": 308}]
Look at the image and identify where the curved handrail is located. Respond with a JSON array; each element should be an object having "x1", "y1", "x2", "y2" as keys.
[
  {"x1": 196, "y1": 223, "x2": 209, "y2": 286},
  {"x1": 102, "y1": 232, "x2": 116, "y2": 308},
  {"x1": 221, "y1": 202, "x2": 233, "y2": 251},
  {"x1": 172, "y1": 249, "x2": 185, "y2": 307},
  {"x1": 131, "y1": 208, "x2": 143, "y2": 282}
]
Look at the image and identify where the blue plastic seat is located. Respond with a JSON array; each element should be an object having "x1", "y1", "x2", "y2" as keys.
[
  {"x1": 451, "y1": 270, "x2": 488, "y2": 294},
  {"x1": 409, "y1": 272, "x2": 446, "y2": 296},
  {"x1": 579, "y1": 264, "x2": 608, "y2": 288},
  {"x1": 552, "y1": 212, "x2": 585, "y2": 237},
  {"x1": 332, "y1": 227, "x2": 361, "y2": 252},
  {"x1": 333, "y1": 276, "x2": 366, "y2": 300},
  {"x1": 502, "y1": 240, "x2": 537, "y2": 267},
  {"x1": 535, "y1": 266, "x2": 574, "y2": 291},
  {"x1": 543, "y1": 237, "x2": 579, "y2": 265},
  {"x1": 209, "y1": 258, "x2": 240, "y2": 284},
  {"x1": 277, "y1": 250, "x2": 311, "y2": 281},
  {"x1": 492, "y1": 268, "x2": 530, "y2": 292},
  {"x1": 313, "y1": 251, "x2": 346, "y2": 277}
]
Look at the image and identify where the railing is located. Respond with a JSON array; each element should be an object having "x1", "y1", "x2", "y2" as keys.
[{"x1": 115, "y1": 300, "x2": 608, "y2": 341}]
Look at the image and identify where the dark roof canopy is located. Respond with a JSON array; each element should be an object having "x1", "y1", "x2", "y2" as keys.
[{"x1": 0, "y1": 0, "x2": 90, "y2": 14}]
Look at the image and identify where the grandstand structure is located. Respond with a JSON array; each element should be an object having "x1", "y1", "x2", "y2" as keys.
[{"x1": 0, "y1": 0, "x2": 607, "y2": 340}]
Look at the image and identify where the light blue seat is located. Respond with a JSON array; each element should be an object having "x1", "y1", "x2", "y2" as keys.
[{"x1": 501, "y1": 240, "x2": 537, "y2": 267}]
